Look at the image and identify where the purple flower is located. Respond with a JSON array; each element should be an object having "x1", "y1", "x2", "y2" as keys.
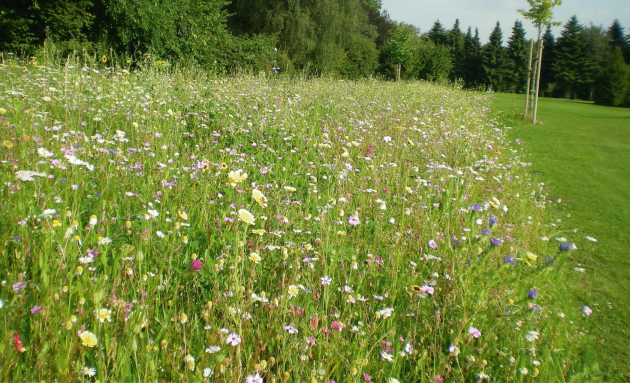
[
  {"x1": 471, "y1": 203, "x2": 482, "y2": 212},
  {"x1": 490, "y1": 237, "x2": 503, "y2": 246},
  {"x1": 468, "y1": 326, "x2": 481, "y2": 338},
  {"x1": 12, "y1": 282, "x2": 27, "y2": 292},
  {"x1": 428, "y1": 239, "x2": 438, "y2": 249},
  {"x1": 582, "y1": 305, "x2": 592, "y2": 316},
  {"x1": 559, "y1": 242, "x2": 575, "y2": 251},
  {"x1": 544, "y1": 256, "x2": 554, "y2": 263},
  {"x1": 481, "y1": 229, "x2": 491, "y2": 236},
  {"x1": 283, "y1": 325, "x2": 298, "y2": 334},
  {"x1": 30, "y1": 305, "x2": 42, "y2": 315},
  {"x1": 503, "y1": 255, "x2": 516, "y2": 265},
  {"x1": 528, "y1": 289, "x2": 538, "y2": 299},
  {"x1": 489, "y1": 216, "x2": 498, "y2": 227}
]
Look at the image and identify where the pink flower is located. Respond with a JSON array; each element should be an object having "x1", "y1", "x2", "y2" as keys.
[
  {"x1": 190, "y1": 260, "x2": 203, "y2": 272},
  {"x1": 331, "y1": 321, "x2": 344, "y2": 331},
  {"x1": 428, "y1": 239, "x2": 438, "y2": 249},
  {"x1": 582, "y1": 305, "x2": 592, "y2": 316},
  {"x1": 468, "y1": 326, "x2": 481, "y2": 339},
  {"x1": 245, "y1": 373, "x2": 263, "y2": 383},
  {"x1": 283, "y1": 325, "x2": 298, "y2": 334},
  {"x1": 30, "y1": 305, "x2": 42, "y2": 315},
  {"x1": 348, "y1": 215, "x2": 360, "y2": 226},
  {"x1": 12, "y1": 282, "x2": 27, "y2": 292},
  {"x1": 226, "y1": 333, "x2": 241, "y2": 346},
  {"x1": 420, "y1": 285, "x2": 434, "y2": 295}
]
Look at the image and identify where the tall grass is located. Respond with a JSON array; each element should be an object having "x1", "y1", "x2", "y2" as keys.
[{"x1": 0, "y1": 57, "x2": 594, "y2": 382}]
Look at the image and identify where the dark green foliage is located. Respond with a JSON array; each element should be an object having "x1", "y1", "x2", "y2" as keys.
[
  {"x1": 361, "y1": 4, "x2": 396, "y2": 48},
  {"x1": 415, "y1": 39, "x2": 453, "y2": 81},
  {"x1": 552, "y1": 16, "x2": 594, "y2": 99},
  {"x1": 226, "y1": 0, "x2": 378, "y2": 76},
  {"x1": 0, "y1": 0, "x2": 94, "y2": 54},
  {"x1": 539, "y1": 25, "x2": 556, "y2": 95},
  {"x1": 89, "y1": 0, "x2": 231, "y2": 64},
  {"x1": 593, "y1": 47, "x2": 630, "y2": 106},
  {"x1": 447, "y1": 19, "x2": 465, "y2": 81},
  {"x1": 607, "y1": 20, "x2": 629, "y2": 64},
  {"x1": 461, "y1": 28, "x2": 483, "y2": 88},
  {"x1": 381, "y1": 24, "x2": 417, "y2": 80},
  {"x1": 428, "y1": 20, "x2": 447, "y2": 46},
  {"x1": 505, "y1": 20, "x2": 528, "y2": 93},
  {"x1": 482, "y1": 22, "x2": 506, "y2": 91}
]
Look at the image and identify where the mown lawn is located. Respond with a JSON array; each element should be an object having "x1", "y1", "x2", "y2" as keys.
[{"x1": 491, "y1": 93, "x2": 630, "y2": 380}]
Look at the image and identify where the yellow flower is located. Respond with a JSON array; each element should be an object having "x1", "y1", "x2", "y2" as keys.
[
  {"x1": 51, "y1": 220, "x2": 61, "y2": 228},
  {"x1": 179, "y1": 312, "x2": 188, "y2": 324},
  {"x1": 0, "y1": 108, "x2": 6, "y2": 115},
  {"x1": 178, "y1": 210, "x2": 188, "y2": 221},
  {"x1": 238, "y1": 209, "x2": 255, "y2": 225},
  {"x1": 252, "y1": 189, "x2": 268, "y2": 208},
  {"x1": 251, "y1": 229, "x2": 266, "y2": 236},
  {"x1": 284, "y1": 186, "x2": 296, "y2": 193},
  {"x1": 287, "y1": 285, "x2": 299, "y2": 298},
  {"x1": 228, "y1": 169, "x2": 248, "y2": 187},
  {"x1": 2, "y1": 140, "x2": 12, "y2": 149},
  {"x1": 101, "y1": 55, "x2": 107, "y2": 63},
  {"x1": 526, "y1": 251, "x2": 538, "y2": 261},
  {"x1": 79, "y1": 331, "x2": 98, "y2": 347},
  {"x1": 96, "y1": 308, "x2": 112, "y2": 323},
  {"x1": 249, "y1": 252, "x2": 262, "y2": 264}
]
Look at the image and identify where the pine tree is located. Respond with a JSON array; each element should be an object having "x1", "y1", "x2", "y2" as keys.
[
  {"x1": 539, "y1": 25, "x2": 556, "y2": 95},
  {"x1": 505, "y1": 20, "x2": 528, "y2": 93},
  {"x1": 428, "y1": 20, "x2": 447, "y2": 46},
  {"x1": 553, "y1": 16, "x2": 593, "y2": 99},
  {"x1": 482, "y1": 22, "x2": 506, "y2": 91}
]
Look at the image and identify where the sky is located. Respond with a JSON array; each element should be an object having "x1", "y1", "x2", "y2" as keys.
[{"x1": 380, "y1": 0, "x2": 630, "y2": 43}]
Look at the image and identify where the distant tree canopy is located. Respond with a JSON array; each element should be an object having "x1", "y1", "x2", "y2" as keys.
[{"x1": 0, "y1": 1, "x2": 628, "y2": 105}]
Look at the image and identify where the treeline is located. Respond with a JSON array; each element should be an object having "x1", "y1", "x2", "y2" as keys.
[{"x1": 1, "y1": 0, "x2": 629, "y2": 105}]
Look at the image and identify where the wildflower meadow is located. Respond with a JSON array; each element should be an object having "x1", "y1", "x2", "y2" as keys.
[{"x1": 0, "y1": 57, "x2": 595, "y2": 382}]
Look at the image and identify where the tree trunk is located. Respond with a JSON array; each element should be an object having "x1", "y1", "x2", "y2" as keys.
[
  {"x1": 524, "y1": 40, "x2": 534, "y2": 117},
  {"x1": 532, "y1": 26, "x2": 544, "y2": 125}
]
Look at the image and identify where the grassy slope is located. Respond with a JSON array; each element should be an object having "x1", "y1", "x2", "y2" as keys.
[{"x1": 491, "y1": 93, "x2": 630, "y2": 380}]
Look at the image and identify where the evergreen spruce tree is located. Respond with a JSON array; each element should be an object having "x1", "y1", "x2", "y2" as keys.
[
  {"x1": 539, "y1": 25, "x2": 556, "y2": 95},
  {"x1": 461, "y1": 27, "x2": 483, "y2": 88},
  {"x1": 482, "y1": 22, "x2": 506, "y2": 91},
  {"x1": 593, "y1": 47, "x2": 630, "y2": 106},
  {"x1": 447, "y1": 19, "x2": 465, "y2": 81},
  {"x1": 505, "y1": 20, "x2": 529, "y2": 93},
  {"x1": 607, "y1": 20, "x2": 629, "y2": 64},
  {"x1": 553, "y1": 16, "x2": 593, "y2": 99},
  {"x1": 428, "y1": 20, "x2": 447, "y2": 46}
]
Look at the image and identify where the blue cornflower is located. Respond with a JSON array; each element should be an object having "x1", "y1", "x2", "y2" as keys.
[{"x1": 490, "y1": 237, "x2": 503, "y2": 246}]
